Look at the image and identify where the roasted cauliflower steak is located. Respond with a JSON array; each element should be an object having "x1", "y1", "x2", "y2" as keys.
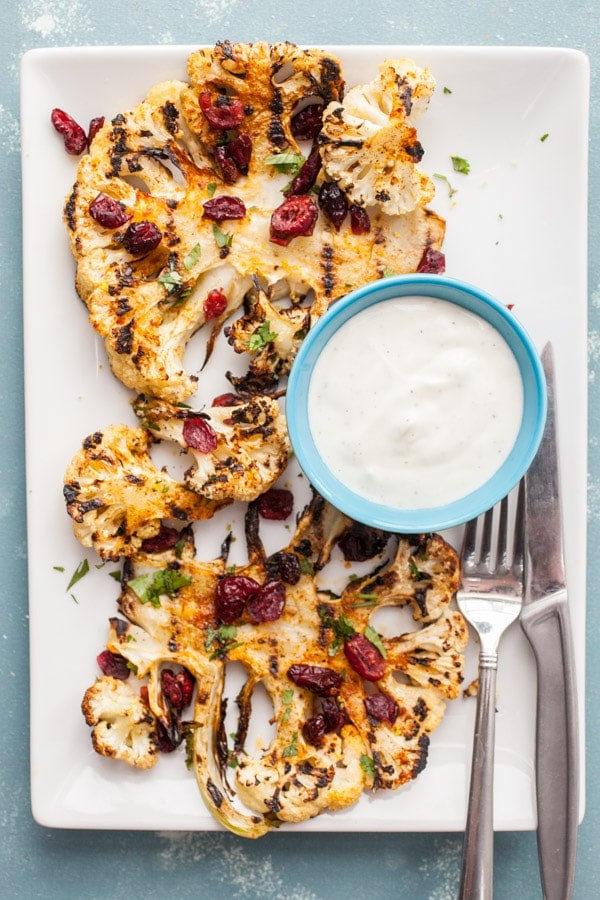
[
  {"x1": 63, "y1": 424, "x2": 225, "y2": 560},
  {"x1": 83, "y1": 493, "x2": 467, "y2": 837},
  {"x1": 64, "y1": 42, "x2": 445, "y2": 402}
]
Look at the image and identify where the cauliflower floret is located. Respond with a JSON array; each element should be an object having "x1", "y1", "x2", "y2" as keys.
[
  {"x1": 318, "y1": 58, "x2": 436, "y2": 216},
  {"x1": 64, "y1": 424, "x2": 225, "y2": 560},
  {"x1": 81, "y1": 676, "x2": 158, "y2": 769},
  {"x1": 133, "y1": 394, "x2": 290, "y2": 502},
  {"x1": 225, "y1": 282, "x2": 310, "y2": 392}
]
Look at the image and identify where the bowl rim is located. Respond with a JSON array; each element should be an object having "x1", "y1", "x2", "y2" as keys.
[{"x1": 286, "y1": 273, "x2": 547, "y2": 532}]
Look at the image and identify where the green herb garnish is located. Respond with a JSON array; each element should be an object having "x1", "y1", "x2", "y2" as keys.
[
  {"x1": 212, "y1": 224, "x2": 233, "y2": 249},
  {"x1": 205, "y1": 624, "x2": 242, "y2": 660},
  {"x1": 207, "y1": 182, "x2": 217, "y2": 197},
  {"x1": 540, "y1": 133, "x2": 549, "y2": 142},
  {"x1": 67, "y1": 559, "x2": 90, "y2": 591},
  {"x1": 127, "y1": 568, "x2": 192, "y2": 607},
  {"x1": 246, "y1": 320, "x2": 277, "y2": 351},
  {"x1": 281, "y1": 688, "x2": 294, "y2": 724},
  {"x1": 433, "y1": 172, "x2": 457, "y2": 197},
  {"x1": 158, "y1": 270, "x2": 183, "y2": 290},
  {"x1": 451, "y1": 155, "x2": 471, "y2": 175},
  {"x1": 265, "y1": 151, "x2": 305, "y2": 175},
  {"x1": 282, "y1": 732, "x2": 299, "y2": 758},
  {"x1": 364, "y1": 624, "x2": 387, "y2": 659},
  {"x1": 183, "y1": 243, "x2": 202, "y2": 269},
  {"x1": 360, "y1": 754, "x2": 375, "y2": 777},
  {"x1": 299, "y1": 556, "x2": 314, "y2": 576}
]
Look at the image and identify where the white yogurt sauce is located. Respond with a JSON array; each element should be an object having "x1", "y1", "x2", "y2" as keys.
[{"x1": 307, "y1": 296, "x2": 524, "y2": 509}]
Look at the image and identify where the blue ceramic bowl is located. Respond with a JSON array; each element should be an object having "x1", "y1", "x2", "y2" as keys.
[{"x1": 286, "y1": 274, "x2": 547, "y2": 533}]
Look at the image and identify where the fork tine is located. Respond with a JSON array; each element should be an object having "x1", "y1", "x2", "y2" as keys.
[
  {"x1": 479, "y1": 505, "x2": 494, "y2": 568},
  {"x1": 461, "y1": 516, "x2": 479, "y2": 570},
  {"x1": 496, "y1": 494, "x2": 510, "y2": 571},
  {"x1": 512, "y1": 478, "x2": 525, "y2": 573}
]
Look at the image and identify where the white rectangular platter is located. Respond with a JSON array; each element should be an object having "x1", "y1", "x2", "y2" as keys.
[{"x1": 21, "y1": 44, "x2": 589, "y2": 830}]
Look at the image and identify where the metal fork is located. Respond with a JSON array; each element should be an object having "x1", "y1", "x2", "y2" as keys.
[{"x1": 457, "y1": 482, "x2": 525, "y2": 900}]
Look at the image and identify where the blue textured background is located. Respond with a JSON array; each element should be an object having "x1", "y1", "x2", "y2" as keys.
[{"x1": 2, "y1": 2, "x2": 598, "y2": 897}]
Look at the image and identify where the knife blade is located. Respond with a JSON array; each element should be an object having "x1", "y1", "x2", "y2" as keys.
[{"x1": 521, "y1": 341, "x2": 579, "y2": 900}]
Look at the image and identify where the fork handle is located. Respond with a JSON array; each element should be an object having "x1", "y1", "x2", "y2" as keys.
[{"x1": 459, "y1": 658, "x2": 498, "y2": 900}]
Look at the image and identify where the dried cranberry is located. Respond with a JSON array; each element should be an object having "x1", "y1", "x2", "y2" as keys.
[
  {"x1": 416, "y1": 247, "x2": 446, "y2": 273},
  {"x1": 270, "y1": 195, "x2": 318, "y2": 246},
  {"x1": 51, "y1": 108, "x2": 87, "y2": 155},
  {"x1": 212, "y1": 392, "x2": 240, "y2": 407},
  {"x1": 349, "y1": 204, "x2": 371, "y2": 235},
  {"x1": 257, "y1": 488, "x2": 294, "y2": 521},
  {"x1": 265, "y1": 551, "x2": 302, "y2": 585},
  {"x1": 287, "y1": 664, "x2": 342, "y2": 697},
  {"x1": 182, "y1": 417, "x2": 218, "y2": 453},
  {"x1": 303, "y1": 714, "x2": 327, "y2": 746},
  {"x1": 140, "y1": 524, "x2": 181, "y2": 554},
  {"x1": 364, "y1": 692, "x2": 399, "y2": 726},
  {"x1": 215, "y1": 574, "x2": 260, "y2": 623},
  {"x1": 87, "y1": 115, "x2": 105, "y2": 147},
  {"x1": 291, "y1": 104, "x2": 324, "y2": 140},
  {"x1": 214, "y1": 144, "x2": 239, "y2": 183},
  {"x1": 228, "y1": 132, "x2": 252, "y2": 170},
  {"x1": 89, "y1": 193, "x2": 132, "y2": 229},
  {"x1": 344, "y1": 634, "x2": 385, "y2": 682},
  {"x1": 161, "y1": 668, "x2": 195, "y2": 711},
  {"x1": 97, "y1": 649, "x2": 130, "y2": 681},
  {"x1": 318, "y1": 181, "x2": 348, "y2": 231},
  {"x1": 337, "y1": 523, "x2": 389, "y2": 561},
  {"x1": 200, "y1": 91, "x2": 245, "y2": 130},
  {"x1": 285, "y1": 150, "x2": 322, "y2": 197},
  {"x1": 247, "y1": 580, "x2": 286, "y2": 623},
  {"x1": 203, "y1": 289, "x2": 228, "y2": 320},
  {"x1": 122, "y1": 220, "x2": 162, "y2": 255},
  {"x1": 321, "y1": 697, "x2": 347, "y2": 732},
  {"x1": 202, "y1": 196, "x2": 246, "y2": 222}
]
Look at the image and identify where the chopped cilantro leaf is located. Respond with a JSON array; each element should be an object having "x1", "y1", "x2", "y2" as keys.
[
  {"x1": 66, "y1": 558, "x2": 90, "y2": 591},
  {"x1": 158, "y1": 270, "x2": 183, "y2": 290},
  {"x1": 213, "y1": 224, "x2": 233, "y2": 249},
  {"x1": 247, "y1": 320, "x2": 277, "y2": 351},
  {"x1": 282, "y1": 732, "x2": 299, "y2": 758},
  {"x1": 364, "y1": 624, "x2": 387, "y2": 658},
  {"x1": 128, "y1": 568, "x2": 192, "y2": 607},
  {"x1": 265, "y1": 151, "x2": 305, "y2": 175},
  {"x1": 183, "y1": 243, "x2": 202, "y2": 269},
  {"x1": 443, "y1": 86, "x2": 452, "y2": 94},
  {"x1": 451, "y1": 155, "x2": 471, "y2": 175},
  {"x1": 540, "y1": 133, "x2": 549, "y2": 142},
  {"x1": 360, "y1": 753, "x2": 375, "y2": 777},
  {"x1": 433, "y1": 172, "x2": 457, "y2": 197}
]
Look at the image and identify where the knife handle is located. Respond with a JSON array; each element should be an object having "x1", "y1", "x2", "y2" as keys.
[{"x1": 521, "y1": 596, "x2": 579, "y2": 900}]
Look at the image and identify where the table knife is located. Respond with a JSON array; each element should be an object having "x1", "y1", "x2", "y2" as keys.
[{"x1": 520, "y1": 342, "x2": 579, "y2": 900}]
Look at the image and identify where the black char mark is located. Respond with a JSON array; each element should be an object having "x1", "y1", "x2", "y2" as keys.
[
  {"x1": 64, "y1": 185, "x2": 78, "y2": 231},
  {"x1": 268, "y1": 85, "x2": 287, "y2": 149},
  {"x1": 320, "y1": 244, "x2": 335, "y2": 297},
  {"x1": 161, "y1": 101, "x2": 180, "y2": 135},
  {"x1": 206, "y1": 778, "x2": 224, "y2": 808},
  {"x1": 114, "y1": 320, "x2": 135, "y2": 355}
]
